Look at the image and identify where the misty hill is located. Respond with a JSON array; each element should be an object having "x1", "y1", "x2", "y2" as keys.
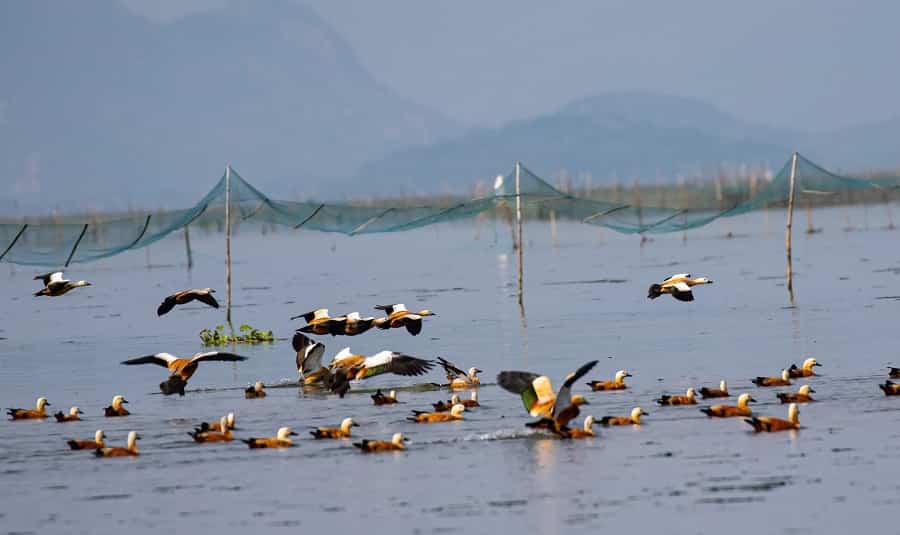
[
  {"x1": 0, "y1": 0, "x2": 458, "y2": 212},
  {"x1": 354, "y1": 91, "x2": 802, "y2": 192}
]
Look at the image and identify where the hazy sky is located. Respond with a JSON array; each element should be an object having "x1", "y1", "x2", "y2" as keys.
[{"x1": 112, "y1": 1, "x2": 900, "y2": 131}]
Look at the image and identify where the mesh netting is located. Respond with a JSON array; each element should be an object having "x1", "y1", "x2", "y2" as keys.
[{"x1": 2, "y1": 153, "x2": 899, "y2": 266}]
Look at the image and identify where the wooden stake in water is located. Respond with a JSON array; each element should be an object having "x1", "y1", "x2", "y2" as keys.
[
  {"x1": 225, "y1": 164, "x2": 233, "y2": 331},
  {"x1": 515, "y1": 161, "x2": 524, "y2": 306},
  {"x1": 183, "y1": 225, "x2": 193, "y2": 270},
  {"x1": 785, "y1": 152, "x2": 798, "y2": 300}
]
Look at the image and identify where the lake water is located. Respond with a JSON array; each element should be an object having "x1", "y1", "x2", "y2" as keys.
[{"x1": 2, "y1": 205, "x2": 899, "y2": 534}]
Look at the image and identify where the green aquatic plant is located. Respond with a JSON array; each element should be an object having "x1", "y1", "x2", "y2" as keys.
[{"x1": 200, "y1": 324, "x2": 274, "y2": 346}]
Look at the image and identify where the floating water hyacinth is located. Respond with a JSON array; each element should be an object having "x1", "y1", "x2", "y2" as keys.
[{"x1": 199, "y1": 324, "x2": 274, "y2": 346}]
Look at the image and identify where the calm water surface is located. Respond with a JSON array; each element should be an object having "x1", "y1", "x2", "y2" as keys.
[{"x1": 2, "y1": 206, "x2": 899, "y2": 534}]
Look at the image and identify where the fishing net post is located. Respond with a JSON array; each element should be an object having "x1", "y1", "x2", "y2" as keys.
[
  {"x1": 225, "y1": 164, "x2": 233, "y2": 332},
  {"x1": 515, "y1": 161, "x2": 524, "y2": 306},
  {"x1": 785, "y1": 151, "x2": 798, "y2": 301}
]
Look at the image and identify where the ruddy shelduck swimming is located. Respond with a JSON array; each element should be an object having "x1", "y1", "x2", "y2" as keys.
[
  {"x1": 104, "y1": 395, "x2": 130, "y2": 417},
  {"x1": 371, "y1": 389, "x2": 398, "y2": 406},
  {"x1": 7, "y1": 397, "x2": 51, "y2": 420},
  {"x1": 95, "y1": 431, "x2": 140, "y2": 457},
  {"x1": 189, "y1": 416, "x2": 233, "y2": 443},
  {"x1": 310, "y1": 417, "x2": 359, "y2": 439},
  {"x1": 788, "y1": 358, "x2": 822, "y2": 378},
  {"x1": 34, "y1": 271, "x2": 91, "y2": 297},
  {"x1": 242, "y1": 427, "x2": 297, "y2": 448},
  {"x1": 700, "y1": 393, "x2": 756, "y2": 418},
  {"x1": 373, "y1": 304, "x2": 436, "y2": 336},
  {"x1": 777, "y1": 385, "x2": 816, "y2": 403},
  {"x1": 157, "y1": 288, "x2": 219, "y2": 316},
  {"x1": 245, "y1": 381, "x2": 266, "y2": 399},
  {"x1": 437, "y1": 357, "x2": 482, "y2": 389},
  {"x1": 204, "y1": 412, "x2": 236, "y2": 432},
  {"x1": 600, "y1": 407, "x2": 647, "y2": 426},
  {"x1": 408, "y1": 404, "x2": 465, "y2": 423},
  {"x1": 647, "y1": 273, "x2": 713, "y2": 302},
  {"x1": 889, "y1": 367, "x2": 900, "y2": 379},
  {"x1": 587, "y1": 370, "x2": 631, "y2": 391},
  {"x1": 745, "y1": 403, "x2": 800, "y2": 432},
  {"x1": 354, "y1": 432, "x2": 408, "y2": 453},
  {"x1": 68, "y1": 430, "x2": 105, "y2": 450},
  {"x1": 498, "y1": 360, "x2": 597, "y2": 436},
  {"x1": 699, "y1": 380, "x2": 729, "y2": 399},
  {"x1": 121, "y1": 351, "x2": 248, "y2": 396},
  {"x1": 54, "y1": 406, "x2": 83, "y2": 422},
  {"x1": 879, "y1": 380, "x2": 900, "y2": 396},
  {"x1": 562, "y1": 416, "x2": 596, "y2": 439},
  {"x1": 752, "y1": 369, "x2": 791, "y2": 387},
  {"x1": 656, "y1": 388, "x2": 697, "y2": 406}
]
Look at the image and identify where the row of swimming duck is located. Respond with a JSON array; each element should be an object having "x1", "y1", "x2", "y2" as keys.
[{"x1": 7, "y1": 395, "x2": 131, "y2": 421}]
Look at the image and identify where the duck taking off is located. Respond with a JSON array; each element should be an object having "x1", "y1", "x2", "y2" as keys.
[
  {"x1": 34, "y1": 271, "x2": 91, "y2": 297},
  {"x1": 437, "y1": 357, "x2": 482, "y2": 389},
  {"x1": 121, "y1": 351, "x2": 248, "y2": 396},
  {"x1": 647, "y1": 273, "x2": 713, "y2": 302},
  {"x1": 157, "y1": 288, "x2": 219, "y2": 316},
  {"x1": 321, "y1": 347, "x2": 434, "y2": 397},
  {"x1": 373, "y1": 304, "x2": 436, "y2": 336},
  {"x1": 293, "y1": 332, "x2": 328, "y2": 385},
  {"x1": 7, "y1": 397, "x2": 50, "y2": 420},
  {"x1": 497, "y1": 360, "x2": 598, "y2": 436}
]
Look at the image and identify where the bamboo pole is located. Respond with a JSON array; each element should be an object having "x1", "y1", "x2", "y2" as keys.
[
  {"x1": 225, "y1": 164, "x2": 233, "y2": 331},
  {"x1": 786, "y1": 152, "x2": 798, "y2": 300},
  {"x1": 183, "y1": 225, "x2": 193, "y2": 270},
  {"x1": 515, "y1": 161, "x2": 524, "y2": 306}
]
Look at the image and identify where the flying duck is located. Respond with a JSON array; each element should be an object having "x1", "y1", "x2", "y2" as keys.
[
  {"x1": 745, "y1": 403, "x2": 800, "y2": 432},
  {"x1": 600, "y1": 407, "x2": 647, "y2": 426},
  {"x1": 647, "y1": 273, "x2": 713, "y2": 302},
  {"x1": 121, "y1": 351, "x2": 248, "y2": 396},
  {"x1": 787, "y1": 358, "x2": 822, "y2": 378},
  {"x1": 700, "y1": 393, "x2": 756, "y2": 418},
  {"x1": 699, "y1": 380, "x2": 729, "y2": 399},
  {"x1": 293, "y1": 332, "x2": 329, "y2": 386},
  {"x1": 95, "y1": 431, "x2": 140, "y2": 457},
  {"x1": 879, "y1": 380, "x2": 900, "y2": 396},
  {"x1": 327, "y1": 312, "x2": 379, "y2": 336},
  {"x1": 310, "y1": 418, "x2": 359, "y2": 439},
  {"x1": 562, "y1": 415, "x2": 596, "y2": 439},
  {"x1": 245, "y1": 381, "x2": 266, "y2": 399},
  {"x1": 497, "y1": 360, "x2": 598, "y2": 436},
  {"x1": 104, "y1": 395, "x2": 130, "y2": 417},
  {"x1": 354, "y1": 432, "x2": 408, "y2": 453},
  {"x1": 889, "y1": 367, "x2": 900, "y2": 379},
  {"x1": 157, "y1": 288, "x2": 219, "y2": 316},
  {"x1": 587, "y1": 370, "x2": 631, "y2": 391},
  {"x1": 371, "y1": 389, "x2": 398, "y2": 405},
  {"x1": 777, "y1": 385, "x2": 816, "y2": 403},
  {"x1": 292, "y1": 308, "x2": 337, "y2": 336},
  {"x1": 54, "y1": 406, "x2": 83, "y2": 422},
  {"x1": 242, "y1": 427, "x2": 297, "y2": 448},
  {"x1": 34, "y1": 271, "x2": 91, "y2": 297},
  {"x1": 189, "y1": 416, "x2": 233, "y2": 443},
  {"x1": 68, "y1": 430, "x2": 105, "y2": 450},
  {"x1": 7, "y1": 397, "x2": 50, "y2": 420},
  {"x1": 373, "y1": 304, "x2": 436, "y2": 336},
  {"x1": 437, "y1": 357, "x2": 482, "y2": 389},
  {"x1": 752, "y1": 369, "x2": 792, "y2": 387},
  {"x1": 325, "y1": 348, "x2": 434, "y2": 397},
  {"x1": 408, "y1": 403, "x2": 465, "y2": 423},
  {"x1": 656, "y1": 388, "x2": 698, "y2": 406}
]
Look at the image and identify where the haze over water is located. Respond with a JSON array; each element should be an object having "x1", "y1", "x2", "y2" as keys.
[{"x1": 1, "y1": 206, "x2": 899, "y2": 534}]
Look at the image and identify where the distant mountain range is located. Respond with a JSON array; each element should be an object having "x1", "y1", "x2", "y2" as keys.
[{"x1": 2, "y1": 2, "x2": 900, "y2": 212}]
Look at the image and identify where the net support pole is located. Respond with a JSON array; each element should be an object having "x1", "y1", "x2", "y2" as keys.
[
  {"x1": 515, "y1": 161, "x2": 524, "y2": 306},
  {"x1": 225, "y1": 164, "x2": 233, "y2": 331},
  {"x1": 785, "y1": 152, "x2": 798, "y2": 300},
  {"x1": 183, "y1": 225, "x2": 193, "y2": 270}
]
